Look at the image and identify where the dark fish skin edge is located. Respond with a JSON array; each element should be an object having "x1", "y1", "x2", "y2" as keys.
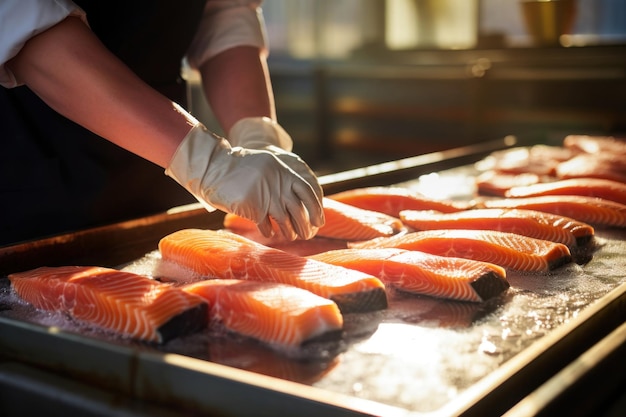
[
  {"x1": 301, "y1": 328, "x2": 344, "y2": 347},
  {"x1": 470, "y1": 271, "x2": 511, "y2": 302},
  {"x1": 331, "y1": 288, "x2": 388, "y2": 313},
  {"x1": 156, "y1": 303, "x2": 209, "y2": 344},
  {"x1": 547, "y1": 254, "x2": 573, "y2": 271},
  {"x1": 575, "y1": 235, "x2": 594, "y2": 247}
]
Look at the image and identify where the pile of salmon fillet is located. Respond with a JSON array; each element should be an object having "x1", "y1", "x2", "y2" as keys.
[{"x1": 7, "y1": 135, "x2": 626, "y2": 350}]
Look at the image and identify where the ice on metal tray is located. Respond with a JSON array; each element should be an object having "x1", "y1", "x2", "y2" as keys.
[{"x1": 0, "y1": 224, "x2": 624, "y2": 414}]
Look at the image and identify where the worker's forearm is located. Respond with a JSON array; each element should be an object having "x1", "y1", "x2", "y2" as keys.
[
  {"x1": 199, "y1": 46, "x2": 275, "y2": 135},
  {"x1": 6, "y1": 16, "x2": 194, "y2": 168}
]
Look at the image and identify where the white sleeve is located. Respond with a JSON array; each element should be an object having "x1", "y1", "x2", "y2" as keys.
[
  {"x1": 0, "y1": 0, "x2": 87, "y2": 88},
  {"x1": 186, "y1": 0, "x2": 268, "y2": 70}
]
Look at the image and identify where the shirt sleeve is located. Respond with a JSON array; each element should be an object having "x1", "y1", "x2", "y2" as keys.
[
  {"x1": 0, "y1": 0, "x2": 87, "y2": 88},
  {"x1": 186, "y1": 0, "x2": 268, "y2": 70}
]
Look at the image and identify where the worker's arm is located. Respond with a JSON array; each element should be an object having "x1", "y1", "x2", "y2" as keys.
[
  {"x1": 199, "y1": 46, "x2": 324, "y2": 207},
  {"x1": 6, "y1": 16, "x2": 323, "y2": 240},
  {"x1": 200, "y1": 45, "x2": 275, "y2": 134},
  {"x1": 189, "y1": 6, "x2": 325, "y2": 207},
  {"x1": 6, "y1": 16, "x2": 193, "y2": 168}
]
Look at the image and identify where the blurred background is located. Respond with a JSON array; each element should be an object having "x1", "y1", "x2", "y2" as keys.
[{"x1": 187, "y1": 0, "x2": 626, "y2": 173}]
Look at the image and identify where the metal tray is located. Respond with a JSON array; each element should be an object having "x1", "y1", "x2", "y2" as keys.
[{"x1": 1, "y1": 137, "x2": 625, "y2": 417}]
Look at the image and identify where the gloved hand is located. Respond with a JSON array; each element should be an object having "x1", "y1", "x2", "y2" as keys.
[
  {"x1": 228, "y1": 117, "x2": 324, "y2": 206},
  {"x1": 165, "y1": 123, "x2": 324, "y2": 240}
]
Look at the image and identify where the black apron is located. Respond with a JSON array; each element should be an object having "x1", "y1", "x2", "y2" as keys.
[{"x1": 0, "y1": 0, "x2": 206, "y2": 246}]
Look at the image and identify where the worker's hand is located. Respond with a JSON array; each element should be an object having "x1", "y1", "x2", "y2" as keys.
[
  {"x1": 229, "y1": 117, "x2": 325, "y2": 206},
  {"x1": 165, "y1": 123, "x2": 324, "y2": 240}
]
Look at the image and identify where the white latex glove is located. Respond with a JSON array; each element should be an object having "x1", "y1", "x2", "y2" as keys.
[
  {"x1": 228, "y1": 117, "x2": 325, "y2": 206},
  {"x1": 165, "y1": 123, "x2": 324, "y2": 240}
]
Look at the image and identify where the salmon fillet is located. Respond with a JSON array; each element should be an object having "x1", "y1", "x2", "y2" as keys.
[
  {"x1": 478, "y1": 145, "x2": 574, "y2": 176},
  {"x1": 159, "y1": 229, "x2": 388, "y2": 313},
  {"x1": 475, "y1": 171, "x2": 541, "y2": 197},
  {"x1": 320, "y1": 198, "x2": 405, "y2": 240},
  {"x1": 327, "y1": 186, "x2": 469, "y2": 217},
  {"x1": 182, "y1": 279, "x2": 343, "y2": 348},
  {"x1": 555, "y1": 154, "x2": 626, "y2": 184},
  {"x1": 8, "y1": 266, "x2": 208, "y2": 343},
  {"x1": 310, "y1": 248, "x2": 509, "y2": 303},
  {"x1": 505, "y1": 178, "x2": 626, "y2": 205},
  {"x1": 481, "y1": 195, "x2": 626, "y2": 228},
  {"x1": 399, "y1": 208, "x2": 594, "y2": 248},
  {"x1": 348, "y1": 229, "x2": 572, "y2": 272},
  {"x1": 224, "y1": 197, "x2": 405, "y2": 242},
  {"x1": 563, "y1": 135, "x2": 626, "y2": 156}
]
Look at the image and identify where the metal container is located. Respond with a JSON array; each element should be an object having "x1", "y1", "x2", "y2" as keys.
[{"x1": 1, "y1": 137, "x2": 625, "y2": 416}]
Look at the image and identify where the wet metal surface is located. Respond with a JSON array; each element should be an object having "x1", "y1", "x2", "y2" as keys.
[{"x1": 0, "y1": 141, "x2": 625, "y2": 416}]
